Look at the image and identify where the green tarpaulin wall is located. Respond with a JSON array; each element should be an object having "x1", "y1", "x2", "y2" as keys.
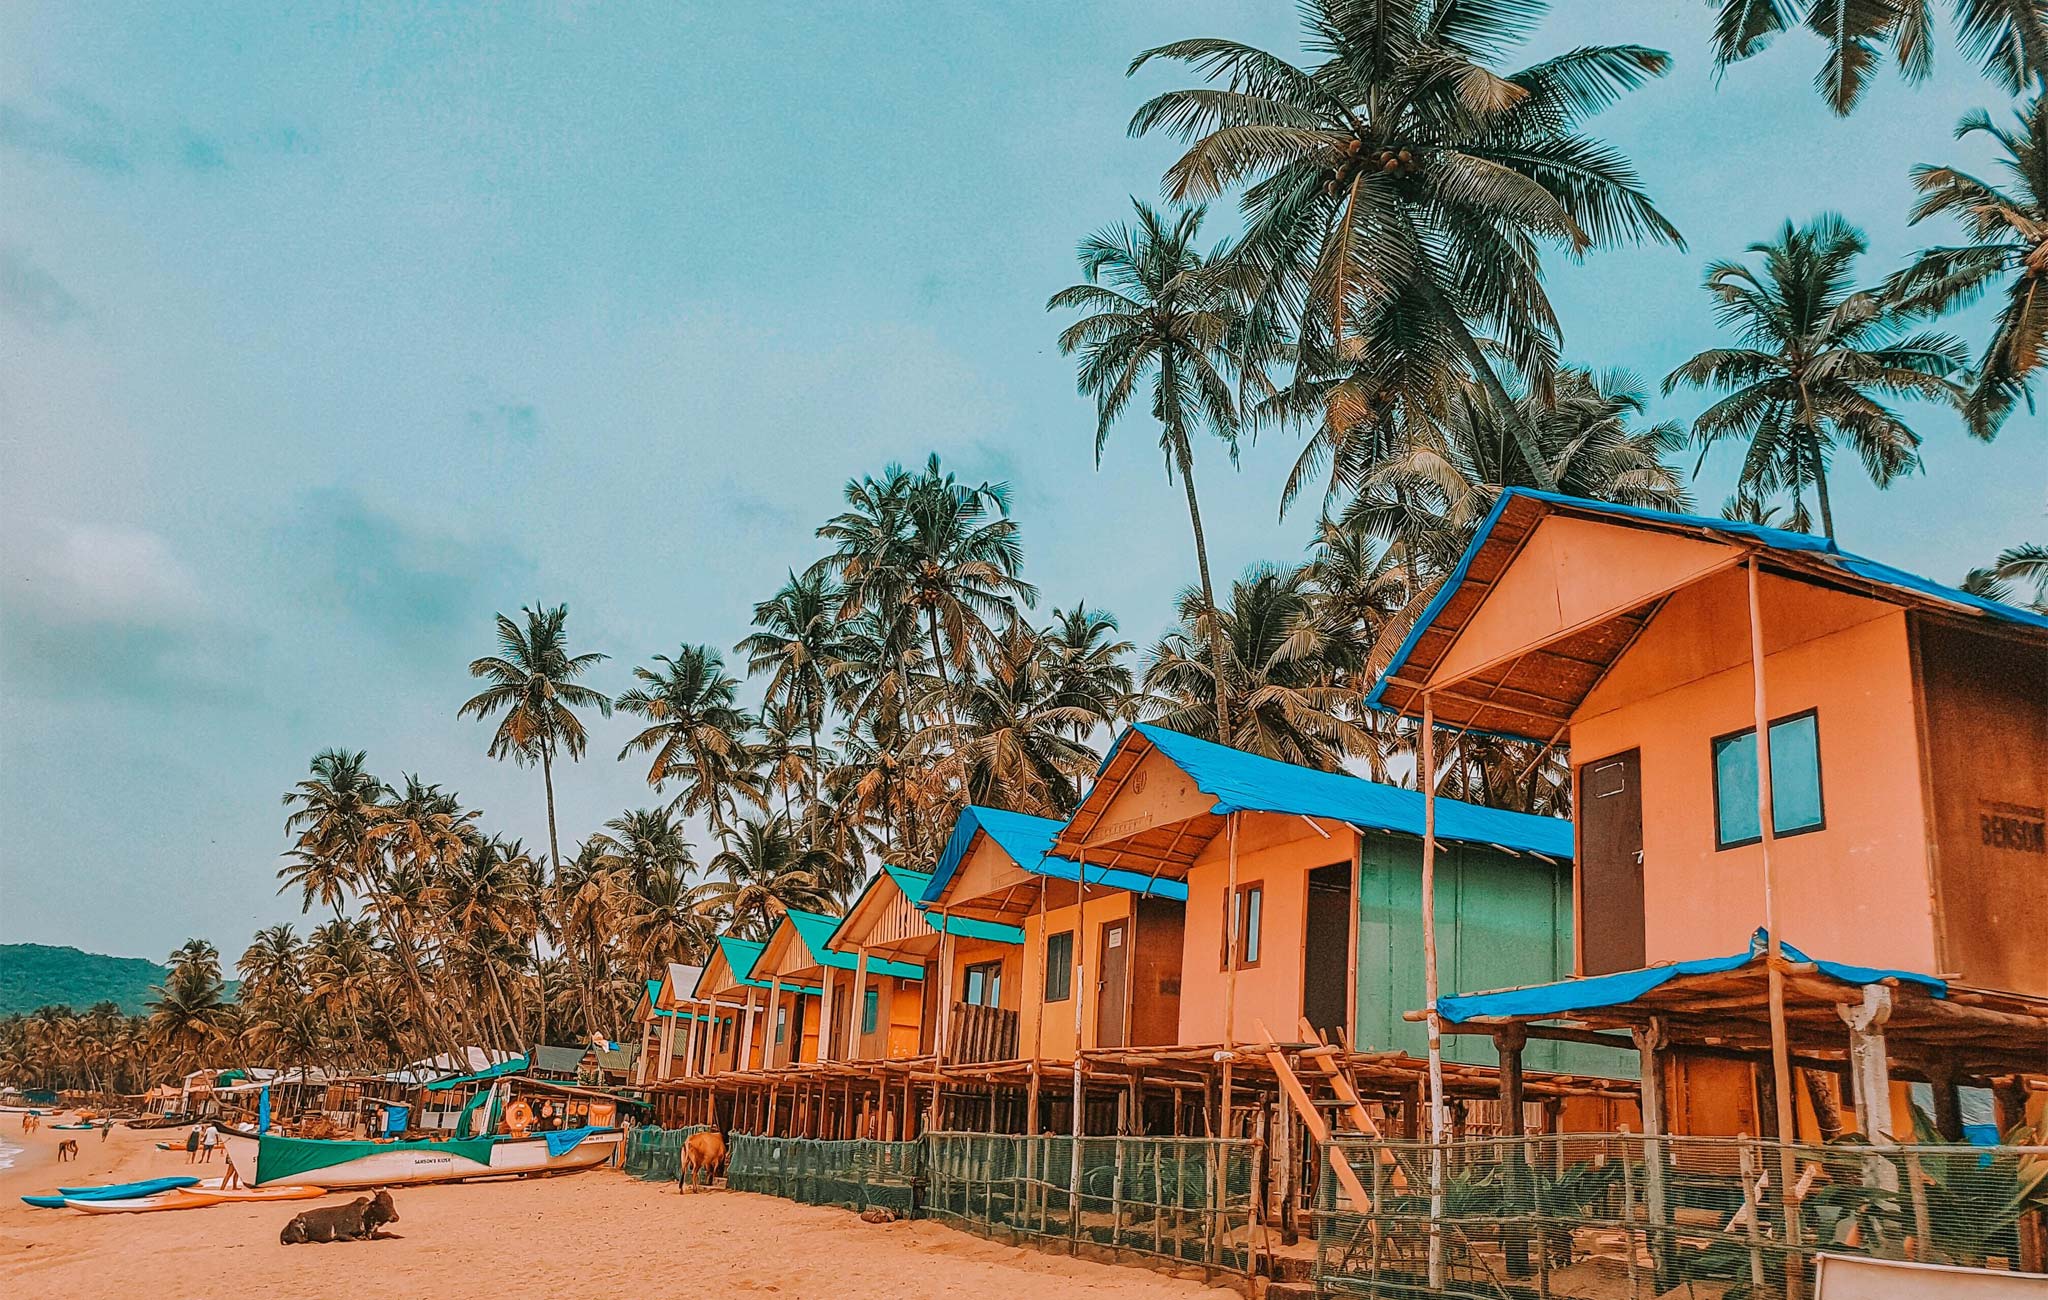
[{"x1": 255, "y1": 1133, "x2": 497, "y2": 1185}]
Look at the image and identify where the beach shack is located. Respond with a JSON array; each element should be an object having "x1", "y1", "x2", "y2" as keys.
[
  {"x1": 1055, "y1": 723, "x2": 1621, "y2": 1083},
  {"x1": 922, "y1": 804, "x2": 1189, "y2": 1065},
  {"x1": 824, "y1": 865, "x2": 1024, "y2": 1061},
  {"x1": 1367, "y1": 489, "x2": 2048, "y2": 1150},
  {"x1": 527, "y1": 1044, "x2": 587, "y2": 1083},
  {"x1": 694, "y1": 935, "x2": 792, "y2": 1074},
  {"x1": 752, "y1": 909, "x2": 925, "y2": 1067},
  {"x1": 654, "y1": 962, "x2": 742, "y2": 1079}
]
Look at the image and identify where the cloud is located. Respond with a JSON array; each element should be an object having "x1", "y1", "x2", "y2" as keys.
[
  {"x1": 273, "y1": 489, "x2": 538, "y2": 657},
  {"x1": 0, "y1": 520, "x2": 250, "y2": 705},
  {"x1": 0, "y1": 247, "x2": 85, "y2": 331},
  {"x1": 0, "y1": 96, "x2": 131, "y2": 173},
  {"x1": 467, "y1": 401, "x2": 539, "y2": 445}
]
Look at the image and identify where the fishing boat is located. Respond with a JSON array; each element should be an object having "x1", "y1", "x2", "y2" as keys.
[{"x1": 215, "y1": 1124, "x2": 623, "y2": 1189}]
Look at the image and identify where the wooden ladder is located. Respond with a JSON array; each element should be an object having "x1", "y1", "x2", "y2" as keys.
[{"x1": 1256, "y1": 1018, "x2": 1379, "y2": 1213}]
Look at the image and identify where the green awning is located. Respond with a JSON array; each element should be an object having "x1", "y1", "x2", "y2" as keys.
[{"x1": 421, "y1": 1055, "x2": 527, "y2": 1091}]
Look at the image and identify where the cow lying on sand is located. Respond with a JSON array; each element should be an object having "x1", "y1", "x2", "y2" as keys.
[
  {"x1": 677, "y1": 1130, "x2": 726, "y2": 1193},
  {"x1": 280, "y1": 1189, "x2": 399, "y2": 1244}
]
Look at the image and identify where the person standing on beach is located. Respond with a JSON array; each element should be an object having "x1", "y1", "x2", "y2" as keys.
[
  {"x1": 201, "y1": 1126, "x2": 218, "y2": 1163},
  {"x1": 100, "y1": 1119, "x2": 111, "y2": 1142},
  {"x1": 185, "y1": 1126, "x2": 201, "y2": 1162}
]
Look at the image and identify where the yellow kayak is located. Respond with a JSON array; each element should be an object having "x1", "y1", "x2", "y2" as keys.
[
  {"x1": 65, "y1": 1191, "x2": 227, "y2": 1213},
  {"x1": 180, "y1": 1180, "x2": 325, "y2": 1202}
]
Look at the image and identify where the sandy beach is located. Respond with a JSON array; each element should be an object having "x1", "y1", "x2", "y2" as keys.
[{"x1": 1, "y1": 1124, "x2": 1229, "y2": 1300}]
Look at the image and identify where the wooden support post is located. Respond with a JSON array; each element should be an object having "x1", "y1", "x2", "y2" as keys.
[
  {"x1": 765, "y1": 977, "x2": 785, "y2": 1069},
  {"x1": 1633, "y1": 1019, "x2": 1671, "y2": 1288},
  {"x1": 742, "y1": 989, "x2": 760, "y2": 1071},
  {"x1": 1747, "y1": 556, "x2": 1805, "y2": 1300},
  {"x1": 849, "y1": 950, "x2": 870, "y2": 1063},
  {"x1": 818, "y1": 967, "x2": 837, "y2": 1064},
  {"x1": 1497, "y1": 1027, "x2": 1531, "y2": 1278},
  {"x1": 1070, "y1": 874, "x2": 1090, "y2": 1234},
  {"x1": 1420, "y1": 692, "x2": 1446, "y2": 1291}
]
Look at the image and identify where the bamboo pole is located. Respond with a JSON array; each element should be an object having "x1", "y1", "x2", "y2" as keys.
[
  {"x1": 1071, "y1": 872, "x2": 1090, "y2": 1247},
  {"x1": 1421, "y1": 692, "x2": 1446, "y2": 1291},
  {"x1": 850, "y1": 950, "x2": 870, "y2": 1063},
  {"x1": 1748, "y1": 557, "x2": 1805, "y2": 1299},
  {"x1": 1222, "y1": 811, "x2": 1239, "y2": 1145}
]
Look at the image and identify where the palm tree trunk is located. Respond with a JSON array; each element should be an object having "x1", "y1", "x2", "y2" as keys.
[
  {"x1": 1809, "y1": 432, "x2": 1836, "y2": 542},
  {"x1": 537, "y1": 742, "x2": 562, "y2": 1047},
  {"x1": 1170, "y1": 430, "x2": 1234, "y2": 744}
]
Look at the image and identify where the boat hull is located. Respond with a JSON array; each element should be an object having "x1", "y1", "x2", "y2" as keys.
[
  {"x1": 220, "y1": 1129, "x2": 622, "y2": 1189},
  {"x1": 65, "y1": 1192, "x2": 226, "y2": 1213}
]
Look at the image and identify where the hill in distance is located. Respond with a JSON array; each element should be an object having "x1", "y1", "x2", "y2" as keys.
[{"x1": 0, "y1": 944, "x2": 171, "y2": 1017}]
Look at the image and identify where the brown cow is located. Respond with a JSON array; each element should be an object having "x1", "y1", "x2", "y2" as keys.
[
  {"x1": 279, "y1": 1189, "x2": 399, "y2": 1244},
  {"x1": 677, "y1": 1130, "x2": 726, "y2": 1193}
]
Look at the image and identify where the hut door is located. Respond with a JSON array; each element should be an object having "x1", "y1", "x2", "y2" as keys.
[
  {"x1": 1302, "y1": 863, "x2": 1352, "y2": 1037},
  {"x1": 1096, "y1": 920, "x2": 1130, "y2": 1048},
  {"x1": 1577, "y1": 748, "x2": 1646, "y2": 975}
]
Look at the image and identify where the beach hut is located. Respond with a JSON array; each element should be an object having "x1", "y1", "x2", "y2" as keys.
[
  {"x1": 754, "y1": 908, "x2": 923, "y2": 1065},
  {"x1": 528, "y1": 1044, "x2": 588, "y2": 1083},
  {"x1": 693, "y1": 935, "x2": 789, "y2": 1073},
  {"x1": 922, "y1": 804, "x2": 1188, "y2": 1064},
  {"x1": 1366, "y1": 489, "x2": 2048, "y2": 1147}
]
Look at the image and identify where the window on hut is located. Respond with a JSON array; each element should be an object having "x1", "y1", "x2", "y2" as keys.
[
  {"x1": 1713, "y1": 709, "x2": 1824, "y2": 849},
  {"x1": 963, "y1": 960, "x2": 1002, "y2": 1007},
  {"x1": 1044, "y1": 931, "x2": 1073, "y2": 1001},
  {"x1": 861, "y1": 988, "x2": 879, "y2": 1035}
]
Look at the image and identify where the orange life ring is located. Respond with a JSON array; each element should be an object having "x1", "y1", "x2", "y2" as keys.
[{"x1": 504, "y1": 1099, "x2": 534, "y2": 1134}]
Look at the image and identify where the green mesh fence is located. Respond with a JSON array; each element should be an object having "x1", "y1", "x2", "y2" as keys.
[
  {"x1": 1314, "y1": 1132, "x2": 2048, "y2": 1299},
  {"x1": 726, "y1": 1134, "x2": 923, "y2": 1215},
  {"x1": 925, "y1": 1133, "x2": 1256, "y2": 1274},
  {"x1": 621, "y1": 1124, "x2": 714, "y2": 1182}
]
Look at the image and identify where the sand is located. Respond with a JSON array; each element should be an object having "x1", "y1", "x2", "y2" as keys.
[{"x1": 2, "y1": 1123, "x2": 1232, "y2": 1300}]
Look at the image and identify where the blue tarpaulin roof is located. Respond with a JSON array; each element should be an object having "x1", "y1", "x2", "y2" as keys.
[
  {"x1": 1367, "y1": 489, "x2": 2048, "y2": 737},
  {"x1": 920, "y1": 805, "x2": 1190, "y2": 908},
  {"x1": 1436, "y1": 928, "x2": 1947, "y2": 1025},
  {"x1": 784, "y1": 908, "x2": 923, "y2": 979},
  {"x1": 1115, "y1": 723, "x2": 1574, "y2": 860}
]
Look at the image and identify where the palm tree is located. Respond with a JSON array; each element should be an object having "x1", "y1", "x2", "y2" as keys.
[
  {"x1": 591, "y1": 807, "x2": 695, "y2": 895},
  {"x1": 1128, "y1": 0, "x2": 1681, "y2": 498},
  {"x1": 440, "y1": 837, "x2": 540, "y2": 1048},
  {"x1": 900, "y1": 455, "x2": 1038, "y2": 686},
  {"x1": 1041, "y1": 603, "x2": 1137, "y2": 726},
  {"x1": 1705, "y1": 1, "x2": 2047, "y2": 115},
  {"x1": 695, "y1": 816, "x2": 836, "y2": 940},
  {"x1": 304, "y1": 917, "x2": 378, "y2": 1064},
  {"x1": 1143, "y1": 563, "x2": 1368, "y2": 770},
  {"x1": 279, "y1": 749, "x2": 387, "y2": 916},
  {"x1": 614, "y1": 644, "x2": 760, "y2": 833},
  {"x1": 752, "y1": 699, "x2": 824, "y2": 822},
  {"x1": 461, "y1": 604, "x2": 608, "y2": 1041},
  {"x1": 1665, "y1": 215, "x2": 1972, "y2": 540},
  {"x1": 1049, "y1": 201, "x2": 1255, "y2": 738},
  {"x1": 236, "y1": 925, "x2": 305, "y2": 1001},
  {"x1": 920, "y1": 615, "x2": 1107, "y2": 817},
  {"x1": 148, "y1": 940, "x2": 228, "y2": 1073},
  {"x1": 460, "y1": 603, "x2": 611, "y2": 886},
  {"x1": 1964, "y1": 542, "x2": 2048, "y2": 610},
  {"x1": 614, "y1": 860, "x2": 713, "y2": 977},
  {"x1": 1889, "y1": 98, "x2": 2048, "y2": 434},
  {"x1": 737, "y1": 569, "x2": 846, "y2": 806}
]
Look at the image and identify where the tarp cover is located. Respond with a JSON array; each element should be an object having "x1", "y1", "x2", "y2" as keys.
[
  {"x1": 255, "y1": 1133, "x2": 496, "y2": 1185},
  {"x1": 541, "y1": 1126, "x2": 602, "y2": 1157},
  {"x1": 1436, "y1": 929, "x2": 1946, "y2": 1024},
  {"x1": 422, "y1": 1055, "x2": 528, "y2": 1091},
  {"x1": 921, "y1": 804, "x2": 1190, "y2": 907},
  {"x1": 1121, "y1": 723, "x2": 1574, "y2": 859}
]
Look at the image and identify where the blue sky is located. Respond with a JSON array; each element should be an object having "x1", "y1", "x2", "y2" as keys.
[{"x1": 2, "y1": 2, "x2": 2040, "y2": 963}]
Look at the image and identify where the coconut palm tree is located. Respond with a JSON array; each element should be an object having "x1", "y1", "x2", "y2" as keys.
[
  {"x1": 615, "y1": 644, "x2": 760, "y2": 833},
  {"x1": 696, "y1": 816, "x2": 838, "y2": 940},
  {"x1": 440, "y1": 837, "x2": 541, "y2": 1048},
  {"x1": 279, "y1": 749, "x2": 387, "y2": 916},
  {"x1": 1049, "y1": 201, "x2": 1256, "y2": 739},
  {"x1": 920, "y1": 615, "x2": 1106, "y2": 817},
  {"x1": 236, "y1": 925, "x2": 305, "y2": 1002},
  {"x1": 1142, "y1": 563, "x2": 1369, "y2": 770},
  {"x1": 1128, "y1": 0, "x2": 1681, "y2": 497},
  {"x1": 147, "y1": 941, "x2": 228, "y2": 1073},
  {"x1": 1889, "y1": 98, "x2": 2048, "y2": 434},
  {"x1": 1705, "y1": 0, "x2": 2047, "y2": 115},
  {"x1": 614, "y1": 860, "x2": 713, "y2": 977},
  {"x1": 459, "y1": 603, "x2": 610, "y2": 886},
  {"x1": 1665, "y1": 215, "x2": 1972, "y2": 541},
  {"x1": 737, "y1": 569, "x2": 846, "y2": 806},
  {"x1": 899, "y1": 454, "x2": 1038, "y2": 686},
  {"x1": 591, "y1": 807, "x2": 694, "y2": 895},
  {"x1": 1964, "y1": 542, "x2": 2048, "y2": 610},
  {"x1": 752, "y1": 699, "x2": 825, "y2": 823},
  {"x1": 1041, "y1": 603, "x2": 1137, "y2": 726}
]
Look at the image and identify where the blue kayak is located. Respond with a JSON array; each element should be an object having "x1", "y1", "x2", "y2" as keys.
[{"x1": 23, "y1": 1176, "x2": 201, "y2": 1207}]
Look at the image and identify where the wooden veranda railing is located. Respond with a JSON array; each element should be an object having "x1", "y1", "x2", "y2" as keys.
[{"x1": 947, "y1": 1003, "x2": 1018, "y2": 1065}]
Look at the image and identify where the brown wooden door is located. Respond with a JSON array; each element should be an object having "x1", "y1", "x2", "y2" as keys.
[
  {"x1": 1578, "y1": 749, "x2": 1646, "y2": 975},
  {"x1": 1096, "y1": 919, "x2": 1130, "y2": 1048},
  {"x1": 1303, "y1": 862, "x2": 1351, "y2": 1037}
]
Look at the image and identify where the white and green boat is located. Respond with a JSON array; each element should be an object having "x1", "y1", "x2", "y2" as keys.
[{"x1": 217, "y1": 1124, "x2": 622, "y2": 1189}]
